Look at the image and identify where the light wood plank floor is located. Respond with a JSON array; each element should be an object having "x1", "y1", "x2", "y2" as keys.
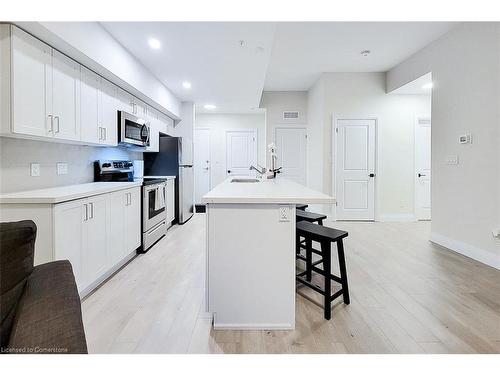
[{"x1": 82, "y1": 214, "x2": 500, "y2": 353}]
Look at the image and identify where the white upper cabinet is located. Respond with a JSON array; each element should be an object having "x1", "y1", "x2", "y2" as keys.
[
  {"x1": 11, "y1": 26, "x2": 52, "y2": 137},
  {"x1": 4, "y1": 25, "x2": 171, "y2": 151},
  {"x1": 98, "y1": 79, "x2": 118, "y2": 146},
  {"x1": 51, "y1": 50, "x2": 80, "y2": 141},
  {"x1": 115, "y1": 87, "x2": 134, "y2": 114},
  {"x1": 80, "y1": 66, "x2": 100, "y2": 143},
  {"x1": 80, "y1": 68, "x2": 118, "y2": 146}
]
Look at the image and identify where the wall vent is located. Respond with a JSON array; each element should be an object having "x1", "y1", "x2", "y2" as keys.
[{"x1": 283, "y1": 111, "x2": 300, "y2": 120}]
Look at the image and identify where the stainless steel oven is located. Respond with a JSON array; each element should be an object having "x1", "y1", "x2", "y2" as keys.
[
  {"x1": 118, "y1": 110, "x2": 150, "y2": 147},
  {"x1": 142, "y1": 179, "x2": 168, "y2": 251}
]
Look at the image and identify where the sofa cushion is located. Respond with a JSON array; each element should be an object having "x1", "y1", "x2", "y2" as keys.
[
  {"x1": 7, "y1": 260, "x2": 88, "y2": 354},
  {"x1": 0, "y1": 220, "x2": 36, "y2": 350}
]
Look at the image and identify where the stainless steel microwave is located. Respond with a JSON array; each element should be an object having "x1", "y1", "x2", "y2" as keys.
[{"x1": 118, "y1": 110, "x2": 150, "y2": 147}]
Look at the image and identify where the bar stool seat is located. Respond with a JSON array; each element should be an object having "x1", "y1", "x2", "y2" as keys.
[
  {"x1": 295, "y1": 221, "x2": 350, "y2": 320},
  {"x1": 296, "y1": 204, "x2": 308, "y2": 211},
  {"x1": 296, "y1": 210, "x2": 327, "y2": 225}
]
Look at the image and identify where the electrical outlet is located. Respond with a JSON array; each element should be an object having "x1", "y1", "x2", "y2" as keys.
[
  {"x1": 446, "y1": 155, "x2": 459, "y2": 165},
  {"x1": 279, "y1": 206, "x2": 290, "y2": 222},
  {"x1": 57, "y1": 162, "x2": 68, "y2": 175},
  {"x1": 492, "y1": 229, "x2": 500, "y2": 239},
  {"x1": 30, "y1": 163, "x2": 40, "y2": 177}
]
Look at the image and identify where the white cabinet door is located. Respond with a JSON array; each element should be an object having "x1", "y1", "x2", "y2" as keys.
[
  {"x1": 98, "y1": 79, "x2": 118, "y2": 146},
  {"x1": 145, "y1": 118, "x2": 160, "y2": 152},
  {"x1": 11, "y1": 26, "x2": 52, "y2": 137},
  {"x1": 84, "y1": 194, "x2": 108, "y2": 284},
  {"x1": 166, "y1": 179, "x2": 175, "y2": 225},
  {"x1": 133, "y1": 99, "x2": 147, "y2": 117},
  {"x1": 125, "y1": 187, "x2": 141, "y2": 253},
  {"x1": 54, "y1": 198, "x2": 86, "y2": 291},
  {"x1": 52, "y1": 49, "x2": 80, "y2": 141},
  {"x1": 107, "y1": 190, "x2": 126, "y2": 267},
  {"x1": 116, "y1": 88, "x2": 134, "y2": 113},
  {"x1": 159, "y1": 112, "x2": 174, "y2": 136},
  {"x1": 80, "y1": 66, "x2": 100, "y2": 144}
]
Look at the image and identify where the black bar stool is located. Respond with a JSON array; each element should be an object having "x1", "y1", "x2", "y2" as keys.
[
  {"x1": 296, "y1": 210, "x2": 327, "y2": 225},
  {"x1": 296, "y1": 204, "x2": 308, "y2": 211},
  {"x1": 295, "y1": 211, "x2": 327, "y2": 256},
  {"x1": 295, "y1": 221, "x2": 350, "y2": 320}
]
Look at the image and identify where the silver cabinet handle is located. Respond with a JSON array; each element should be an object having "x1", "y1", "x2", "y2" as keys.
[
  {"x1": 98, "y1": 127, "x2": 102, "y2": 140},
  {"x1": 47, "y1": 114, "x2": 53, "y2": 133},
  {"x1": 84, "y1": 204, "x2": 88, "y2": 221},
  {"x1": 89, "y1": 202, "x2": 94, "y2": 219},
  {"x1": 128, "y1": 192, "x2": 131, "y2": 205},
  {"x1": 103, "y1": 127, "x2": 107, "y2": 140},
  {"x1": 54, "y1": 116, "x2": 60, "y2": 133}
]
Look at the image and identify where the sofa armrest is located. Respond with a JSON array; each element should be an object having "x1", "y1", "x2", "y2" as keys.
[{"x1": 6, "y1": 260, "x2": 88, "y2": 354}]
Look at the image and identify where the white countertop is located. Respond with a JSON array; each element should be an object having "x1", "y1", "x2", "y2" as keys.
[
  {"x1": 144, "y1": 175, "x2": 176, "y2": 180},
  {"x1": 201, "y1": 177, "x2": 335, "y2": 204},
  {"x1": 0, "y1": 182, "x2": 142, "y2": 204}
]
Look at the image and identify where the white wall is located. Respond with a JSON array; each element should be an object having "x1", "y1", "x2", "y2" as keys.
[
  {"x1": 387, "y1": 22, "x2": 500, "y2": 268},
  {"x1": 260, "y1": 92, "x2": 308, "y2": 169},
  {"x1": 195, "y1": 113, "x2": 266, "y2": 187},
  {"x1": 304, "y1": 73, "x2": 431, "y2": 217},
  {"x1": 0, "y1": 138, "x2": 142, "y2": 193},
  {"x1": 16, "y1": 22, "x2": 181, "y2": 118}
]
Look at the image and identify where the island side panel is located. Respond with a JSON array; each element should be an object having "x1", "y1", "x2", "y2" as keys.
[{"x1": 207, "y1": 203, "x2": 296, "y2": 330}]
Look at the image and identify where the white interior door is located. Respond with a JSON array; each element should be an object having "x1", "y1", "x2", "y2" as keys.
[
  {"x1": 415, "y1": 118, "x2": 432, "y2": 220},
  {"x1": 194, "y1": 128, "x2": 211, "y2": 204},
  {"x1": 226, "y1": 129, "x2": 257, "y2": 176},
  {"x1": 335, "y1": 119, "x2": 376, "y2": 221},
  {"x1": 275, "y1": 127, "x2": 307, "y2": 185}
]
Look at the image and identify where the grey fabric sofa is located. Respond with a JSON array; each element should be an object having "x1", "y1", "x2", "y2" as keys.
[{"x1": 0, "y1": 220, "x2": 87, "y2": 354}]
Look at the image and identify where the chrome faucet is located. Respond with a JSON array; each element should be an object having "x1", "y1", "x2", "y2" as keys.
[{"x1": 249, "y1": 165, "x2": 267, "y2": 176}]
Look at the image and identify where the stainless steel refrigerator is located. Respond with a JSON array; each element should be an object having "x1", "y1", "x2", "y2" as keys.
[{"x1": 144, "y1": 136, "x2": 194, "y2": 224}]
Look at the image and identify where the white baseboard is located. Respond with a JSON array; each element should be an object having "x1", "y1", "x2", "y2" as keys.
[
  {"x1": 377, "y1": 214, "x2": 416, "y2": 222},
  {"x1": 430, "y1": 232, "x2": 500, "y2": 270},
  {"x1": 213, "y1": 322, "x2": 295, "y2": 330}
]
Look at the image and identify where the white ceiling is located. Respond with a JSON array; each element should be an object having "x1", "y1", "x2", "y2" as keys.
[
  {"x1": 102, "y1": 22, "x2": 455, "y2": 113},
  {"x1": 389, "y1": 72, "x2": 433, "y2": 95},
  {"x1": 101, "y1": 22, "x2": 276, "y2": 113},
  {"x1": 265, "y1": 22, "x2": 456, "y2": 90}
]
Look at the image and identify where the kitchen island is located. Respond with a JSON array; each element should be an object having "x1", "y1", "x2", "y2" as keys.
[{"x1": 202, "y1": 177, "x2": 335, "y2": 330}]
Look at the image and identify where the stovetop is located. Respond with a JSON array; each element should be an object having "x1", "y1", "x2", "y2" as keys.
[{"x1": 143, "y1": 178, "x2": 167, "y2": 186}]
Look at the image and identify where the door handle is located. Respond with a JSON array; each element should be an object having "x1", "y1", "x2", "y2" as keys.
[
  {"x1": 227, "y1": 170, "x2": 231, "y2": 173},
  {"x1": 103, "y1": 127, "x2": 107, "y2": 140},
  {"x1": 418, "y1": 173, "x2": 426, "y2": 177},
  {"x1": 369, "y1": 173, "x2": 375, "y2": 178},
  {"x1": 84, "y1": 204, "x2": 88, "y2": 221},
  {"x1": 89, "y1": 203, "x2": 94, "y2": 219}
]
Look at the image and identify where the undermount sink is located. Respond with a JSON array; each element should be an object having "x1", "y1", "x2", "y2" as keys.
[{"x1": 231, "y1": 178, "x2": 260, "y2": 183}]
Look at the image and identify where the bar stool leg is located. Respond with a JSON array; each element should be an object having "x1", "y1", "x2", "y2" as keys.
[
  {"x1": 322, "y1": 241, "x2": 332, "y2": 320},
  {"x1": 337, "y1": 239, "x2": 350, "y2": 305},
  {"x1": 305, "y1": 238, "x2": 312, "y2": 281}
]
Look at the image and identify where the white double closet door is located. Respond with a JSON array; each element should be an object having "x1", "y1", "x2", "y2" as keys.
[{"x1": 335, "y1": 119, "x2": 376, "y2": 221}]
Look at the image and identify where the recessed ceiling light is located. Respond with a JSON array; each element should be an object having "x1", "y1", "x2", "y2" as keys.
[
  {"x1": 422, "y1": 82, "x2": 433, "y2": 89},
  {"x1": 148, "y1": 38, "x2": 161, "y2": 50},
  {"x1": 182, "y1": 81, "x2": 192, "y2": 89},
  {"x1": 204, "y1": 104, "x2": 216, "y2": 110},
  {"x1": 360, "y1": 50, "x2": 371, "y2": 57}
]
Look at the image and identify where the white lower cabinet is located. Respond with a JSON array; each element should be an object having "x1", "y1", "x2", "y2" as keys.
[{"x1": 53, "y1": 187, "x2": 141, "y2": 294}]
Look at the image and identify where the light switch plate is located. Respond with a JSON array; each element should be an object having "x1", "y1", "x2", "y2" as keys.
[
  {"x1": 57, "y1": 162, "x2": 68, "y2": 175},
  {"x1": 446, "y1": 155, "x2": 459, "y2": 165},
  {"x1": 30, "y1": 163, "x2": 40, "y2": 177},
  {"x1": 279, "y1": 206, "x2": 290, "y2": 222}
]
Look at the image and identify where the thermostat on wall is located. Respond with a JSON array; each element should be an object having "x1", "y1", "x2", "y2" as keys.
[{"x1": 459, "y1": 133, "x2": 472, "y2": 144}]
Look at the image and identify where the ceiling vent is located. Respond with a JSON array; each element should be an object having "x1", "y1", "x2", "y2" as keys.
[{"x1": 283, "y1": 111, "x2": 299, "y2": 120}]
